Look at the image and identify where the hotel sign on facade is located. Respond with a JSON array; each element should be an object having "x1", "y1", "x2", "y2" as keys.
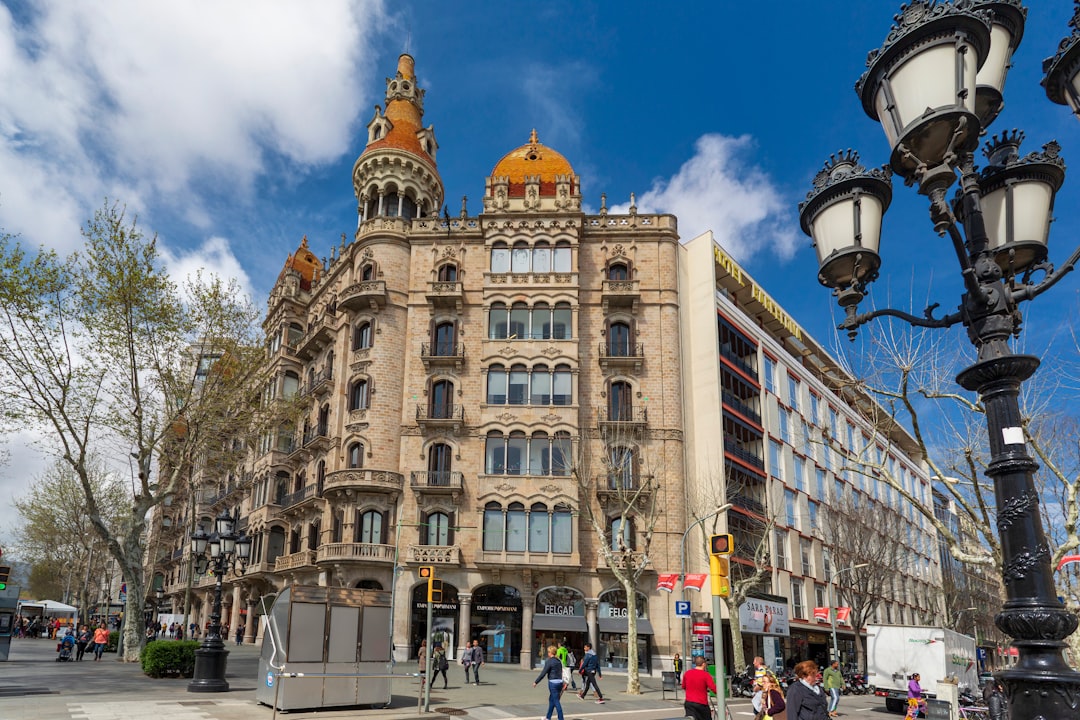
[{"x1": 713, "y1": 244, "x2": 803, "y2": 342}]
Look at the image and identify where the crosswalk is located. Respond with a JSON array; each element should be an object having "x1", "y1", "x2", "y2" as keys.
[{"x1": 68, "y1": 700, "x2": 251, "y2": 720}]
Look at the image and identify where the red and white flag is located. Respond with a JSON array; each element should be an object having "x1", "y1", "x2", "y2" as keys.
[
  {"x1": 813, "y1": 606, "x2": 830, "y2": 622},
  {"x1": 683, "y1": 574, "x2": 708, "y2": 592},
  {"x1": 1056, "y1": 554, "x2": 1080, "y2": 572},
  {"x1": 657, "y1": 574, "x2": 678, "y2": 593},
  {"x1": 836, "y1": 607, "x2": 851, "y2": 624}
]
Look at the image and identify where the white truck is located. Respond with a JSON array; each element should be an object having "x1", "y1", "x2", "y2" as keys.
[{"x1": 865, "y1": 624, "x2": 978, "y2": 714}]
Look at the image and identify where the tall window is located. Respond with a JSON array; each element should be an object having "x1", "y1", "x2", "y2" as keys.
[
  {"x1": 607, "y1": 262, "x2": 628, "y2": 280},
  {"x1": 358, "y1": 510, "x2": 383, "y2": 544},
  {"x1": 428, "y1": 443, "x2": 452, "y2": 483},
  {"x1": 437, "y1": 264, "x2": 458, "y2": 281},
  {"x1": 347, "y1": 442, "x2": 364, "y2": 468},
  {"x1": 532, "y1": 302, "x2": 552, "y2": 339},
  {"x1": 801, "y1": 538, "x2": 812, "y2": 576},
  {"x1": 779, "y1": 408, "x2": 791, "y2": 444},
  {"x1": 353, "y1": 322, "x2": 372, "y2": 350},
  {"x1": 794, "y1": 456, "x2": 806, "y2": 493},
  {"x1": 483, "y1": 502, "x2": 505, "y2": 551},
  {"x1": 553, "y1": 364, "x2": 572, "y2": 405},
  {"x1": 490, "y1": 242, "x2": 509, "y2": 272},
  {"x1": 532, "y1": 241, "x2": 551, "y2": 272},
  {"x1": 282, "y1": 371, "x2": 299, "y2": 399},
  {"x1": 770, "y1": 439, "x2": 784, "y2": 480},
  {"x1": 809, "y1": 393, "x2": 820, "y2": 425},
  {"x1": 509, "y1": 302, "x2": 529, "y2": 339},
  {"x1": 775, "y1": 531, "x2": 788, "y2": 569},
  {"x1": 430, "y1": 379, "x2": 453, "y2": 418},
  {"x1": 426, "y1": 511, "x2": 450, "y2": 545},
  {"x1": 507, "y1": 365, "x2": 528, "y2": 405},
  {"x1": 486, "y1": 432, "x2": 571, "y2": 475},
  {"x1": 529, "y1": 431, "x2": 551, "y2": 475},
  {"x1": 433, "y1": 322, "x2": 455, "y2": 356},
  {"x1": 530, "y1": 365, "x2": 551, "y2": 405},
  {"x1": 763, "y1": 356, "x2": 777, "y2": 394},
  {"x1": 786, "y1": 489, "x2": 798, "y2": 528},
  {"x1": 489, "y1": 303, "x2": 508, "y2": 339},
  {"x1": 608, "y1": 446, "x2": 636, "y2": 489},
  {"x1": 609, "y1": 381, "x2": 633, "y2": 420},
  {"x1": 553, "y1": 303, "x2": 572, "y2": 339},
  {"x1": 553, "y1": 241, "x2": 572, "y2": 273},
  {"x1": 609, "y1": 322, "x2": 631, "y2": 356},
  {"x1": 529, "y1": 503, "x2": 550, "y2": 552},
  {"x1": 506, "y1": 502, "x2": 526, "y2": 552},
  {"x1": 788, "y1": 375, "x2": 801, "y2": 411},
  {"x1": 511, "y1": 241, "x2": 531, "y2": 272},
  {"x1": 791, "y1": 579, "x2": 805, "y2": 619},
  {"x1": 610, "y1": 516, "x2": 635, "y2": 550},
  {"x1": 350, "y1": 380, "x2": 369, "y2": 410}
]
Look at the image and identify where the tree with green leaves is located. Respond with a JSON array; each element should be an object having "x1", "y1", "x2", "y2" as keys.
[{"x1": 0, "y1": 202, "x2": 266, "y2": 660}]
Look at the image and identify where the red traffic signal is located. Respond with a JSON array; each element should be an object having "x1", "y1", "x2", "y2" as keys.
[
  {"x1": 709, "y1": 534, "x2": 733, "y2": 556},
  {"x1": 419, "y1": 566, "x2": 434, "y2": 579}
]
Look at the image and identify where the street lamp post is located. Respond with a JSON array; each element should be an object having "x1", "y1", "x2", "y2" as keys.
[
  {"x1": 678, "y1": 504, "x2": 733, "y2": 661},
  {"x1": 799, "y1": 3, "x2": 1080, "y2": 718},
  {"x1": 828, "y1": 563, "x2": 869, "y2": 667},
  {"x1": 187, "y1": 509, "x2": 251, "y2": 693},
  {"x1": 154, "y1": 587, "x2": 164, "y2": 639}
]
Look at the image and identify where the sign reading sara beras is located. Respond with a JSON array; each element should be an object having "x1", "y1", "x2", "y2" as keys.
[{"x1": 738, "y1": 598, "x2": 790, "y2": 637}]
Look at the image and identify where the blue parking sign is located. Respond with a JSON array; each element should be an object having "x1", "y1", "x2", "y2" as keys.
[{"x1": 675, "y1": 600, "x2": 691, "y2": 617}]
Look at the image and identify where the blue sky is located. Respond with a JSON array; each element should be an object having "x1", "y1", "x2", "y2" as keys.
[{"x1": 0, "y1": 1, "x2": 1078, "y2": 525}]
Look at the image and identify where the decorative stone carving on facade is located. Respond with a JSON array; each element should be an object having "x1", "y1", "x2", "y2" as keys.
[
  {"x1": 539, "y1": 484, "x2": 560, "y2": 494},
  {"x1": 541, "y1": 414, "x2": 562, "y2": 424},
  {"x1": 408, "y1": 545, "x2": 459, "y2": 565},
  {"x1": 541, "y1": 346, "x2": 560, "y2": 356},
  {"x1": 345, "y1": 423, "x2": 369, "y2": 433},
  {"x1": 646, "y1": 428, "x2": 684, "y2": 441},
  {"x1": 499, "y1": 346, "x2": 515, "y2": 356},
  {"x1": 495, "y1": 413, "x2": 517, "y2": 423},
  {"x1": 493, "y1": 482, "x2": 515, "y2": 493},
  {"x1": 349, "y1": 409, "x2": 368, "y2": 422}
]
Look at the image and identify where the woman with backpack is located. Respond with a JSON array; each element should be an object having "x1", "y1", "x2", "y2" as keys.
[{"x1": 432, "y1": 643, "x2": 449, "y2": 689}]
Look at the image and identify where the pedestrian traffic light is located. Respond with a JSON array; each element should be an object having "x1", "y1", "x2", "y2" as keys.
[
  {"x1": 0, "y1": 565, "x2": 9, "y2": 591},
  {"x1": 419, "y1": 566, "x2": 442, "y2": 603},
  {"x1": 711, "y1": 555, "x2": 730, "y2": 577},
  {"x1": 709, "y1": 533, "x2": 733, "y2": 556}
]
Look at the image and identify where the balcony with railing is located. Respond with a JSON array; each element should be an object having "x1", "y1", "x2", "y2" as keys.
[
  {"x1": 301, "y1": 425, "x2": 334, "y2": 454},
  {"x1": 476, "y1": 549, "x2": 580, "y2": 568},
  {"x1": 296, "y1": 317, "x2": 334, "y2": 360},
  {"x1": 274, "y1": 549, "x2": 317, "y2": 573},
  {"x1": 338, "y1": 280, "x2": 387, "y2": 311},
  {"x1": 600, "y1": 551, "x2": 649, "y2": 572},
  {"x1": 725, "y1": 442, "x2": 765, "y2": 471},
  {"x1": 722, "y1": 390, "x2": 762, "y2": 426},
  {"x1": 598, "y1": 341, "x2": 645, "y2": 373},
  {"x1": 279, "y1": 483, "x2": 322, "y2": 512},
  {"x1": 410, "y1": 470, "x2": 464, "y2": 501},
  {"x1": 719, "y1": 345, "x2": 758, "y2": 379},
  {"x1": 323, "y1": 468, "x2": 404, "y2": 497},
  {"x1": 303, "y1": 367, "x2": 333, "y2": 398},
  {"x1": 597, "y1": 405, "x2": 648, "y2": 435},
  {"x1": 316, "y1": 542, "x2": 395, "y2": 564},
  {"x1": 416, "y1": 403, "x2": 465, "y2": 433},
  {"x1": 420, "y1": 342, "x2": 465, "y2": 371},
  {"x1": 601, "y1": 278, "x2": 640, "y2": 313},
  {"x1": 596, "y1": 474, "x2": 654, "y2": 511},
  {"x1": 425, "y1": 280, "x2": 463, "y2": 309},
  {"x1": 406, "y1": 544, "x2": 462, "y2": 565}
]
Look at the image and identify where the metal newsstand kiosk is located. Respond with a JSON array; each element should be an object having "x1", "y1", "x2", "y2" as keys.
[{"x1": 256, "y1": 585, "x2": 393, "y2": 710}]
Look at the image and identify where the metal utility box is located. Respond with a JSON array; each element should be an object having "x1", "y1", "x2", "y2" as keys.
[{"x1": 256, "y1": 585, "x2": 393, "y2": 711}]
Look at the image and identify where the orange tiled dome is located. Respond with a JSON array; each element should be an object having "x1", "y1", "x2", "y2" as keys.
[
  {"x1": 281, "y1": 235, "x2": 321, "y2": 290},
  {"x1": 491, "y1": 129, "x2": 574, "y2": 184},
  {"x1": 362, "y1": 54, "x2": 435, "y2": 167}
]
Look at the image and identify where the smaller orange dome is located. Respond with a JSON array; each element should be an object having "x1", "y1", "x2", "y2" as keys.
[
  {"x1": 280, "y1": 235, "x2": 321, "y2": 290},
  {"x1": 491, "y1": 129, "x2": 574, "y2": 184}
]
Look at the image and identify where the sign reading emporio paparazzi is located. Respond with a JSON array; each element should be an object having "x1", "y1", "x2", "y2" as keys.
[{"x1": 738, "y1": 598, "x2": 790, "y2": 637}]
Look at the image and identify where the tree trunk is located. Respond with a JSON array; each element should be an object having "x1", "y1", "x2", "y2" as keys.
[
  {"x1": 726, "y1": 597, "x2": 748, "y2": 674},
  {"x1": 625, "y1": 580, "x2": 641, "y2": 694}
]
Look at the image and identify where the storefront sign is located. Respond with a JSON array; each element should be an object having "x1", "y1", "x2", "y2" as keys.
[
  {"x1": 692, "y1": 622, "x2": 712, "y2": 635},
  {"x1": 738, "y1": 598, "x2": 790, "y2": 637},
  {"x1": 414, "y1": 602, "x2": 458, "y2": 612},
  {"x1": 535, "y1": 587, "x2": 585, "y2": 617},
  {"x1": 475, "y1": 604, "x2": 520, "y2": 613}
]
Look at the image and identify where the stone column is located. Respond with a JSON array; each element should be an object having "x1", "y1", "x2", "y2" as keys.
[
  {"x1": 586, "y1": 599, "x2": 599, "y2": 651},
  {"x1": 520, "y1": 593, "x2": 534, "y2": 669},
  {"x1": 458, "y1": 593, "x2": 472, "y2": 659},
  {"x1": 244, "y1": 596, "x2": 257, "y2": 645},
  {"x1": 229, "y1": 585, "x2": 242, "y2": 643}
]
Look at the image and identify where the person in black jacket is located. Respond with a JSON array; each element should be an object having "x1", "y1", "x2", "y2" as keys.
[
  {"x1": 533, "y1": 645, "x2": 567, "y2": 720},
  {"x1": 577, "y1": 642, "x2": 606, "y2": 703},
  {"x1": 785, "y1": 660, "x2": 829, "y2": 720},
  {"x1": 986, "y1": 681, "x2": 1008, "y2": 720}
]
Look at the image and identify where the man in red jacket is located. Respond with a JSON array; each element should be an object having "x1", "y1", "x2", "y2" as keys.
[{"x1": 681, "y1": 655, "x2": 717, "y2": 720}]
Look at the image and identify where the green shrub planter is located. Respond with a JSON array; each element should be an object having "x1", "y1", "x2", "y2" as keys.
[
  {"x1": 141, "y1": 640, "x2": 200, "y2": 678},
  {"x1": 105, "y1": 630, "x2": 119, "y2": 653}
]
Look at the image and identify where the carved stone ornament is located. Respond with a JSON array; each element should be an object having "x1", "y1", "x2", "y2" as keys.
[
  {"x1": 611, "y1": 244, "x2": 626, "y2": 258},
  {"x1": 362, "y1": 248, "x2": 374, "y2": 259},
  {"x1": 542, "y1": 346, "x2": 560, "y2": 356},
  {"x1": 494, "y1": 482, "x2": 515, "y2": 492},
  {"x1": 496, "y1": 412, "x2": 517, "y2": 423},
  {"x1": 442, "y1": 246, "x2": 458, "y2": 258},
  {"x1": 540, "y1": 484, "x2": 560, "y2": 494}
]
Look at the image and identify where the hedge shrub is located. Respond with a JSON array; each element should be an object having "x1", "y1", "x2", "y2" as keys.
[
  {"x1": 141, "y1": 640, "x2": 200, "y2": 678},
  {"x1": 105, "y1": 630, "x2": 119, "y2": 653}
]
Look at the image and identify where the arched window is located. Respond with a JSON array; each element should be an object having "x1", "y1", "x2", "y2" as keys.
[
  {"x1": 609, "y1": 380, "x2": 633, "y2": 420},
  {"x1": 609, "y1": 446, "x2": 636, "y2": 489},
  {"x1": 530, "y1": 364, "x2": 551, "y2": 405},
  {"x1": 507, "y1": 431, "x2": 527, "y2": 475},
  {"x1": 609, "y1": 321, "x2": 631, "y2": 356},
  {"x1": 433, "y1": 321, "x2": 456, "y2": 356},
  {"x1": 553, "y1": 364, "x2": 573, "y2": 406},
  {"x1": 489, "y1": 303, "x2": 508, "y2": 339},
  {"x1": 400, "y1": 195, "x2": 417, "y2": 219},
  {"x1": 511, "y1": 241, "x2": 531, "y2": 273},
  {"x1": 287, "y1": 322, "x2": 304, "y2": 346},
  {"x1": 506, "y1": 502, "x2": 526, "y2": 552},
  {"x1": 350, "y1": 379, "x2": 370, "y2": 410},
  {"x1": 483, "y1": 502, "x2": 504, "y2": 551},
  {"x1": 552, "y1": 432, "x2": 573, "y2": 476},
  {"x1": 347, "y1": 442, "x2": 364, "y2": 468},
  {"x1": 529, "y1": 503, "x2": 549, "y2": 552},
  {"x1": 274, "y1": 472, "x2": 288, "y2": 505},
  {"x1": 485, "y1": 432, "x2": 505, "y2": 474},
  {"x1": 533, "y1": 302, "x2": 552, "y2": 339},
  {"x1": 317, "y1": 405, "x2": 329, "y2": 437},
  {"x1": 289, "y1": 528, "x2": 300, "y2": 553},
  {"x1": 552, "y1": 504, "x2": 573, "y2": 553},
  {"x1": 553, "y1": 302, "x2": 572, "y2": 339},
  {"x1": 428, "y1": 443, "x2": 453, "y2": 484},
  {"x1": 332, "y1": 510, "x2": 344, "y2": 543},
  {"x1": 437, "y1": 264, "x2": 458, "y2": 281},
  {"x1": 509, "y1": 302, "x2": 529, "y2": 339},
  {"x1": 361, "y1": 264, "x2": 375, "y2": 281},
  {"x1": 384, "y1": 191, "x2": 400, "y2": 217},
  {"x1": 358, "y1": 509, "x2": 384, "y2": 544},
  {"x1": 353, "y1": 322, "x2": 372, "y2": 350},
  {"x1": 608, "y1": 262, "x2": 629, "y2": 281},
  {"x1": 307, "y1": 519, "x2": 320, "y2": 550},
  {"x1": 507, "y1": 364, "x2": 528, "y2": 405},
  {"x1": 553, "y1": 241, "x2": 572, "y2": 273},
  {"x1": 430, "y1": 379, "x2": 454, "y2": 419},
  {"x1": 533, "y1": 241, "x2": 551, "y2": 272},
  {"x1": 486, "y1": 365, "x2": 507, "y2": 404},
  {"x1": 490, "y1": 242, "x2": 509, "y2": 273},
  {"x1": 426, "y1": 511, "x2": 450, "y2": 546},
  {"x1": 610, "y1": 516, "x2": 635, "y2": 550},
  {"x1": 529, "y1": 431, "x2": 550, "y2": 475},
  {"x1": 282, "y1": 371, "x2": 300, "y2": 399}
]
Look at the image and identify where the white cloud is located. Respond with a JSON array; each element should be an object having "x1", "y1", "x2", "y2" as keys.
[
  {"x1": 613, "y1": 134, "x2": 798, "y2": 262},
  {"x1": 0, "y1": 0, "x2": 386, "y2": 248},
  {"x1": 159, "y1": 235, "x2": 254, "y2": 303}
]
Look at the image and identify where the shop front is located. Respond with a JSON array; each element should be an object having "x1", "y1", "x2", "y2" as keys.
[
  {"x1": 470, "y1": 584, "x2": 522, "y2": 664},
  {"x1": 410, "y1": 582, "x2": 459, "y2": 660},
  {"x1": 531, "y1": 586, "x2": 588, "y2": 668},
  {"x1": 737, "y1": 595, "x2": 790, "y2": 673},
  {"x1": 597, "y1": 588, "x2": 652, "y2": 672}
]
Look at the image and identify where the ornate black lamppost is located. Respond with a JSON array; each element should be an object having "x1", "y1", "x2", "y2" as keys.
[
  {"x1": 187, "y1": 509, "x2": 250, "y2": 693},
  {"x1": 799, "y1": 3, "x2": 1080, "y2": 718}
]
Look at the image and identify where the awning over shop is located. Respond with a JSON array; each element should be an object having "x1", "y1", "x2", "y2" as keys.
[
  {"x1": 532, "y1": 614, "x2": 587, "y2": 632},
  {"x1": 598, "y1": 617, "x2": 654, "y2": 635}
]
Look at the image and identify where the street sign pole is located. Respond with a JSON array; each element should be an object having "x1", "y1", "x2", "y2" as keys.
[{"x1": 710, "y1": 554, "x2": 727, "y2": 720}]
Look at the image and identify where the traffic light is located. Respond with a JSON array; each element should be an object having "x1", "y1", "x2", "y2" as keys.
[
  {"x1": 0, "y1": 565, "x2": 9, "y2": 591},
  {"x1": 709, "y1": 533, "x2": 733, "y2": 556},
  {"x1": 419, "y1": 566, "x2": 443, "y2": 603},
  {"x1": 709, "y1": 557, "x2": 730, "y2": 597}
]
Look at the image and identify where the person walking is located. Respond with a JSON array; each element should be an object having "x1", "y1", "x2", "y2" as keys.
[
  {"x1": 673, "y1": 652, "x2": 683, "y2": 684},
  {"x1": 986, "y1": 680, "x2": 1007, "y2": 720},
  {"x1": 432, "y1": 643, "x2": 449, "y2": 689},
  {"x1": 785, "y1": 660, "x2": 829, "y2": 720},
  {"x1": 761, "y1": 674, "x2": 788, "y2": 720},
  {"x1": 533, "y1": 645, "x2": 566, "y2": 720},
  {"x1": 91, "y1": 622, "x2": 109, "y2": 661},
  {"x1": 905, "y1": 673, "x2": 926, "y2": 720},
  {"x1": 555, "y1": 640, "x2": 578, "y2": 690},
  {"x1": 75, "y1": 624, "x2": 91, "y2": 661},
  {"x1": 822, "y1": 660, "x2": 843, "y2": 717},
  {"x1": 464, "y1": 639, "x2": 484, "y2": 685},
  {"x1": 682, "y1": 654, "x2": 718, "y2": 720},
  {"x1": 576, "y1": 642, "x2": 606, "y2": 704},
  {"x1": 235, "y1": 624, "x2": 245, "y2": 646}
]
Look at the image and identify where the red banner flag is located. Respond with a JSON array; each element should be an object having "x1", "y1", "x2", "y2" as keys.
[
  {"x1": 1056, "y1": 554, "x2": 1080, "y2": 572},
  {"x1": 683, "y1": 573, "x2": 708, "y2": 591},
  {"x1": 657, "y1": 574, "x2": 678, "y2": 592},
  {"x1": 836, "y1": 607, "x2": 851, "y2": 624},
  {"x1": 813, "y1": 606, "x2": 830, "y2": 622}
]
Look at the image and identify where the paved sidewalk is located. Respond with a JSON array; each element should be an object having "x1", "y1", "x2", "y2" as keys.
[{"x1": 0, "y1": 638, "x2": 747, "y2": 720}]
